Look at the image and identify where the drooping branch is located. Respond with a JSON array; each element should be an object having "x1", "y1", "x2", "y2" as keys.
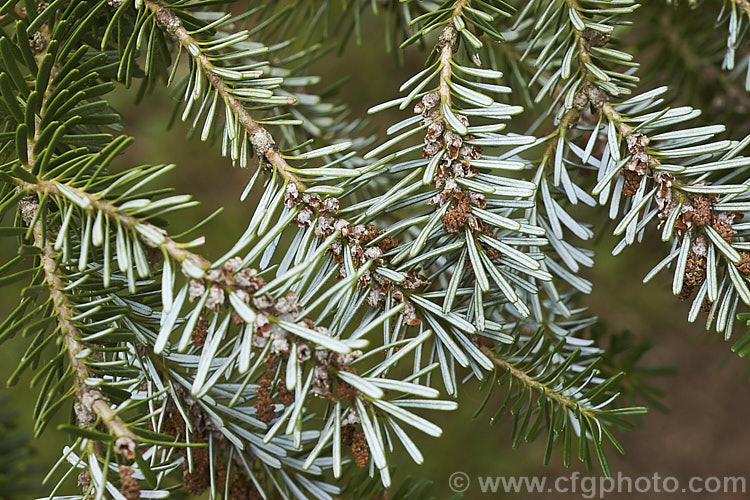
[
  {"x1": 28, "y1": 206, "x2": 138, "y2": 458},
  {"x1": 12, "y1": 14, "x2": 139, "y2": 457},
  {"x1": 144, "y1": 0, "x2": 307, "y2": 192}
]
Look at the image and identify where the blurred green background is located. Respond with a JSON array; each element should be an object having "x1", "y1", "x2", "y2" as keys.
[{"x1": 2, "y1": 4, "x2": 750, "y2": 499}]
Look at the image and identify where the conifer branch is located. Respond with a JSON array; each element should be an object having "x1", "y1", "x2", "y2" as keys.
[
  {"x1": 17, "y1": 67, "x2": 139, "y2": 457},
  {"x1": 32, "y1": 221, "x2": 138, "y2": 459},
  {"x1": 549, "y1": 1, "x2": 635, "y2": 138},
  {"x1": 24, "y1": 179, "x2": 211, "y2": 272},
  {"x1": 144, "y1": 0, "x2": 307, "y2": 192},
  {"x1": 540, "y1": 0, "x2": 630, "y2": 166},
  {"x1": 480, "y1": 344, "x2": 598, "y2": 419},
  {"x1": 0, "y1": 0, "x2": 718, "y2": 494},
  {"x1": 10, "y1": 10, "x2": 140, "y2": 458},
  {"x1": 438, "y1": 28, "x2": 455, "y2": 107},
  {"x1": 437, "y1": 0, "x2": 467, "y2": 107}
]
